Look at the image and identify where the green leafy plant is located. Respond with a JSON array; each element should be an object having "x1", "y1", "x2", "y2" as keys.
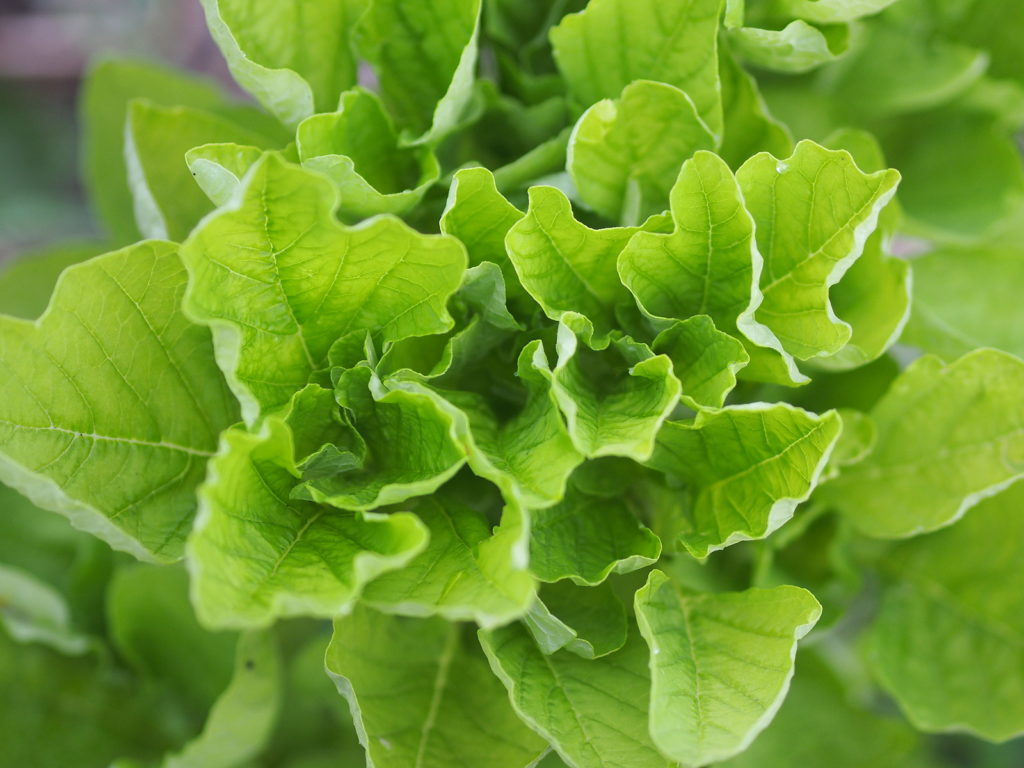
[{"x1": 2, "y1": 0, "x2": 1023, "y2": 766}]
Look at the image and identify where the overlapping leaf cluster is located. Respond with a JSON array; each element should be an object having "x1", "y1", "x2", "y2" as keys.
[{"x1": 2, "y1": 0, "x2": 1023, "y2": 766}]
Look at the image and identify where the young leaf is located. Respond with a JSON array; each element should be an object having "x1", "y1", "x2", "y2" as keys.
[
  {"x1": 634, "y1": 570, "x2": 821, "y2": 766},
  {"x1": 730, "y1": 21, "x2": 848, "y2": 74},
  {"x1": 651, "y1": 316, "x2": 750, "y2": 410},
  {"x1": 868, "y1": 482, "x2": 1024, "y2": 742},
  {"x1": 480, "y1": 623, "x2": 673, "y2": 768},
  {"x1": 328, "y1": 606, "x2": 547, "y2": 768},
  {"x1": 567, "y1": 80, "x2": 716, "y2": 225},
  {"x1": 649, "y1": 404, "x2": 842, "y2": 557},
  {"x1": 823, "y1": 349, "x2": 1024, "y2": 538},
  {"x1": 186, "y1": 143, "x2": 267, "y2": 208},
  {"x1": 523, "y1": 581, "x2": 629, "y2": 659},
  {"x1": 0, "y1": 241, "x2": 238, "y2": 562},
  {"x1": 180, "y1": 154, "x2": 466, "y2": 423}
]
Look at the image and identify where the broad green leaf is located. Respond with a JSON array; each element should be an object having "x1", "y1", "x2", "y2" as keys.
[
  {"x1": 357, "y1": 0, "x2": 483, "y2": 143},
  {"x1": 567, "y1": 80, "x2": 716, "y2": 225},
  {"x1": 718, "y1": 46, "x2": 794, "y2": 169},
  {"x1": 480, "y1": 623, "x2": 672, "y2": 768},
  {"x1": 523, "y1": 581, "x2": 628, "y2": 659},
  {"x1": 551, "y1": 0, "x2": 725, "y2": 137},
  {"x1": 537, "y1": 323, "x2": 681, "y2": 461},
  {"x1": 180, "y1": 154, "x2": 466, "y2": 423},
  {"x1": 901, "y1": 247, "x2": 1024, "y2": 360},
  {"x1": 440, "y1": 167, "x2": 523, "y2": 269},
  {"x1": 327, "y1": 606, "x2": 547, "y2": 768},
  {"x1": 634, "y1": 570, "x2": 821, "y2": 766},
  {"x1": 189, "y1": 403, "x2": 428, "y2": 628},
  {"x1": 617, "y1": 151, "x2": 805, "y2": 385},
  {"x1": 199, "y1": 0, "x2": 367, "y2": 127},
  {"x1": 125, "y1": 101, "x2": 282, "y2": 242},
  {"x1": 737, "y1": 140, "x2": 900, "y2": 361},
  {"x1": 362, "y1": 493, "x2": 536, "y2": 628},
  {"x1": 730, "y1": 21, "x2": 848, "y2": 74},
  {"x1": 651, "y1": 316, "x2": 750, "y2": 410},
  {"x1": 776, "y1": 0, "x2": 899, "y2": 23},
  {"x1": 186, "y1": 143, "x2": 266, "y2": 208},
  {"x1": 529, "y1": 486, "x2": 661, "y2": 585},
  {"x1": 0, "y1": 241, "x2": 238, "y2": 562},
  {"x1": 720, "y1": 652, "x2": 919, "y2": 767},
  {"x1": 823, "y1": 350, "x2": 1024, "y2": 538},
  {"x1": 868, "y1": 482, "x2": 1024, "y2": 742},
  {"x1": 296, "y1": 88, "x2": 440, "y2": 220},
  {"x1": 506, "y1": 186, "x2": 640, "y2": 341},
  {"x1": 80, "y1": 58, "x2": 225, "y2": 243},
  {"x1": 162, "y1": 631, "x2": 280, "y2": 768},
  {"x1": 0, "y1": 564, "x2": 90, "y2": 655},
  {"x1": 649, "y1": 404, "x2": 842, "y2": 557},
  {"x1": 0, "y1": 241, "x2": 106, "y2": 320}
]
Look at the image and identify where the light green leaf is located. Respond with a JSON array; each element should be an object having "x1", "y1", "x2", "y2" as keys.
[
  {"x1": 199, "y1": 0, "x2": 367, "y2": 127},
  {"x1": 777, "y1": 0, "x2": 899, "y2": 23},
  {"x1": 440, "y1": 167, "x2": 523, "y2": 269},
  {"x1": 125, "y1": 100, "x2": 282, "y2": 242},
  {"x1": 901, "y1": 247, "x2": 1024, "y2": 360},
  {"x1": 297, "y1": 88, "x2": 441, "y2": 220},
  {"x1": 186, "y1": 143, "x2": 266, "y2": 208},
  {"x1": 617, "y1": 151, "x2": 805, "y2": 386},
  {"x1": 649, "y1": 404, "x2": 842, "y2": 557},
  {"x1": 357, "y1": 0, "x2": 482, "y2": 143},
  {"x1": 720, "y1": 651, "x2": 919, "y2": 767},
  {"x1": 634, "y1": 570, "x2": 821, "y2": 766},
  {"x1": 327, "y1": 606, "x2": 547, "y2": 768},
  {"x1": 730, "y1": 21, "x2": 848, "y2": 74},
  {"x1": 651, "y1": 316, "x2": 750, "y2": 410},
  {"x1": 0, "y1": 241, "x2": 238, "y2": 562},
  {"x1": 80, "y1": 58, "x2": 225, "y2": 243},
  {"x1": 480, "y1": 623, "x2": 672, "y2": 768},
  {"x1": 523, "y1": 581, "x2": 628, "y2": 659},
  {"x1": 823, "y1": 349, "x2": 1024, "y2": 538},
  {"x1": 180, "y1": 154, "x2": 466, "y2": 423},
  {"x1": 362, "y1": 493, "x2": 536, "y2": 628},
  {"x1": 0, "y1": 241, "x2": 106, "y2": 320},
  {"x1": 529, "y1": 486, "x2": 661, "y2": 585},
  {"x1": 737, "y1": 140, "x2": 900, "y2": 361},
  {"x1": 567, "y1": 80, "x2": 716, "y2": 225},
  {"x1": 537, "y1": 323, "x2": 681, "y2": 461},
  {"x1": 0, "y1": 564, "x2": 90, "y2": 655},
  {"x1": 551, "y1": 0, "x2": 725, "y2": 137},
  {"x1": 163, "y1": 631, "x2": 281, "y2": 768},
  {"x1": 718, "y1": 46, "x2": 794, "y2": 169},
  {"x1": 868, "y1": 482, "x2": 1024, "y2": 742},
  {"x1": 189, "y1": 399, "x2": 428, "y2": 629}
]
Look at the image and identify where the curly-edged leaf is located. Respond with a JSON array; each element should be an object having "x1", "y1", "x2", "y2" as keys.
[
  {"x1": 823, "y1": 350, "x2": 1024, "y2": 538},
  {"x1": 536, "y1": 323, "x2": 681, "y2": 461},
  {"x1": 551, "y1": 0, "x2": 725, "y2": 137},
  {"x1": 529, "y1": 486, "x2": 661, "y2": 585},
  {"x1": 296, "y1": 88, "x2": 441, "y2": 220},
  {"x1": 634, "y1": 570, "x2": 821, "y2": 766},
  {"x1": 189, "y1": 407, "x2": 428, "y2": 629},
  {"x1": 441, "y1": 167, "x2": 523, "y2": 268},
  {"x1": 180, "y1": 154, "x2": 466, "y2": 423},
  {"x1": 618, "y1": 151, "x2": 804, "y2": 385},
  {"x1": 652, "y1": 316, "x2": 750, "y2": 410},
  {"x1": 567, "y1": 80, "x2": 716, "y2": 225},
  {"x1": 125, "y1": 101, "x2": 282, "y2": 242},
  {"x1": 737, "y1": 140, "x2": 900, "y2": 361},
  {"x1": 720, "y1": 651, "x2": 919, "y2": 767},
  {"x1": 777, "y1": 0, "x2": 899, "y2": 22},
  {"x1": 328, "y1": 606, "x2": 547, "y2": 768},
  {"x1": 162, "y1": 631, "x2": 280, "y2": 768},
  {"x1": 480, "y1": 623, "x2": 672, "y2": 768},
  {"x1": 0, "y1": 241, "x2": 238, "y2": 562},
  {"x1": 185, "y1": 143, "x2": 267, "y2": 208},
  {"x1": 80, "y1": 58, "x2": 226, "y2": 243},
  {"x1": 524, "y1": 581, "x2": 628, "y2": 659},
  {"x1": 868, "y1": 482, "x2": 1024, "y2": 742},
  {"x1": 357, "y1": 0, "x2": 482, "y2": 143},
  {"x1": 649, "y1": 404, "x2": 842, "y2": 557},
  {"x1": 362, "y1": 493, "x2": 536, "y2": 628},
  {"x1": 902, "y1": 246, "x2": 1024, "y2": 360},
  {"x1": 730, "y1": 21, "x2": 848, "y2": 74},
  {"x1": 295, "y1": 366, "x2": 466, "y2": 510},
  {"x1": 0, "y1": 565, "x2": 90, "y2": 655},
  {"x1": 506, "y1": 186, "x2": 641, "y2": 341},
  {"x1": 718, "y1": 45, "x2": 794, "y2": 169},
  {"x1": 199, "y1": 0, "x2": 367, "y2": 127}
]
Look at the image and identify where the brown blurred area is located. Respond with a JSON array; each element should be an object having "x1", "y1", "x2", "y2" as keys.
[{"x1": 0, "y1": 0, "x2": 232, "y2": 261}]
